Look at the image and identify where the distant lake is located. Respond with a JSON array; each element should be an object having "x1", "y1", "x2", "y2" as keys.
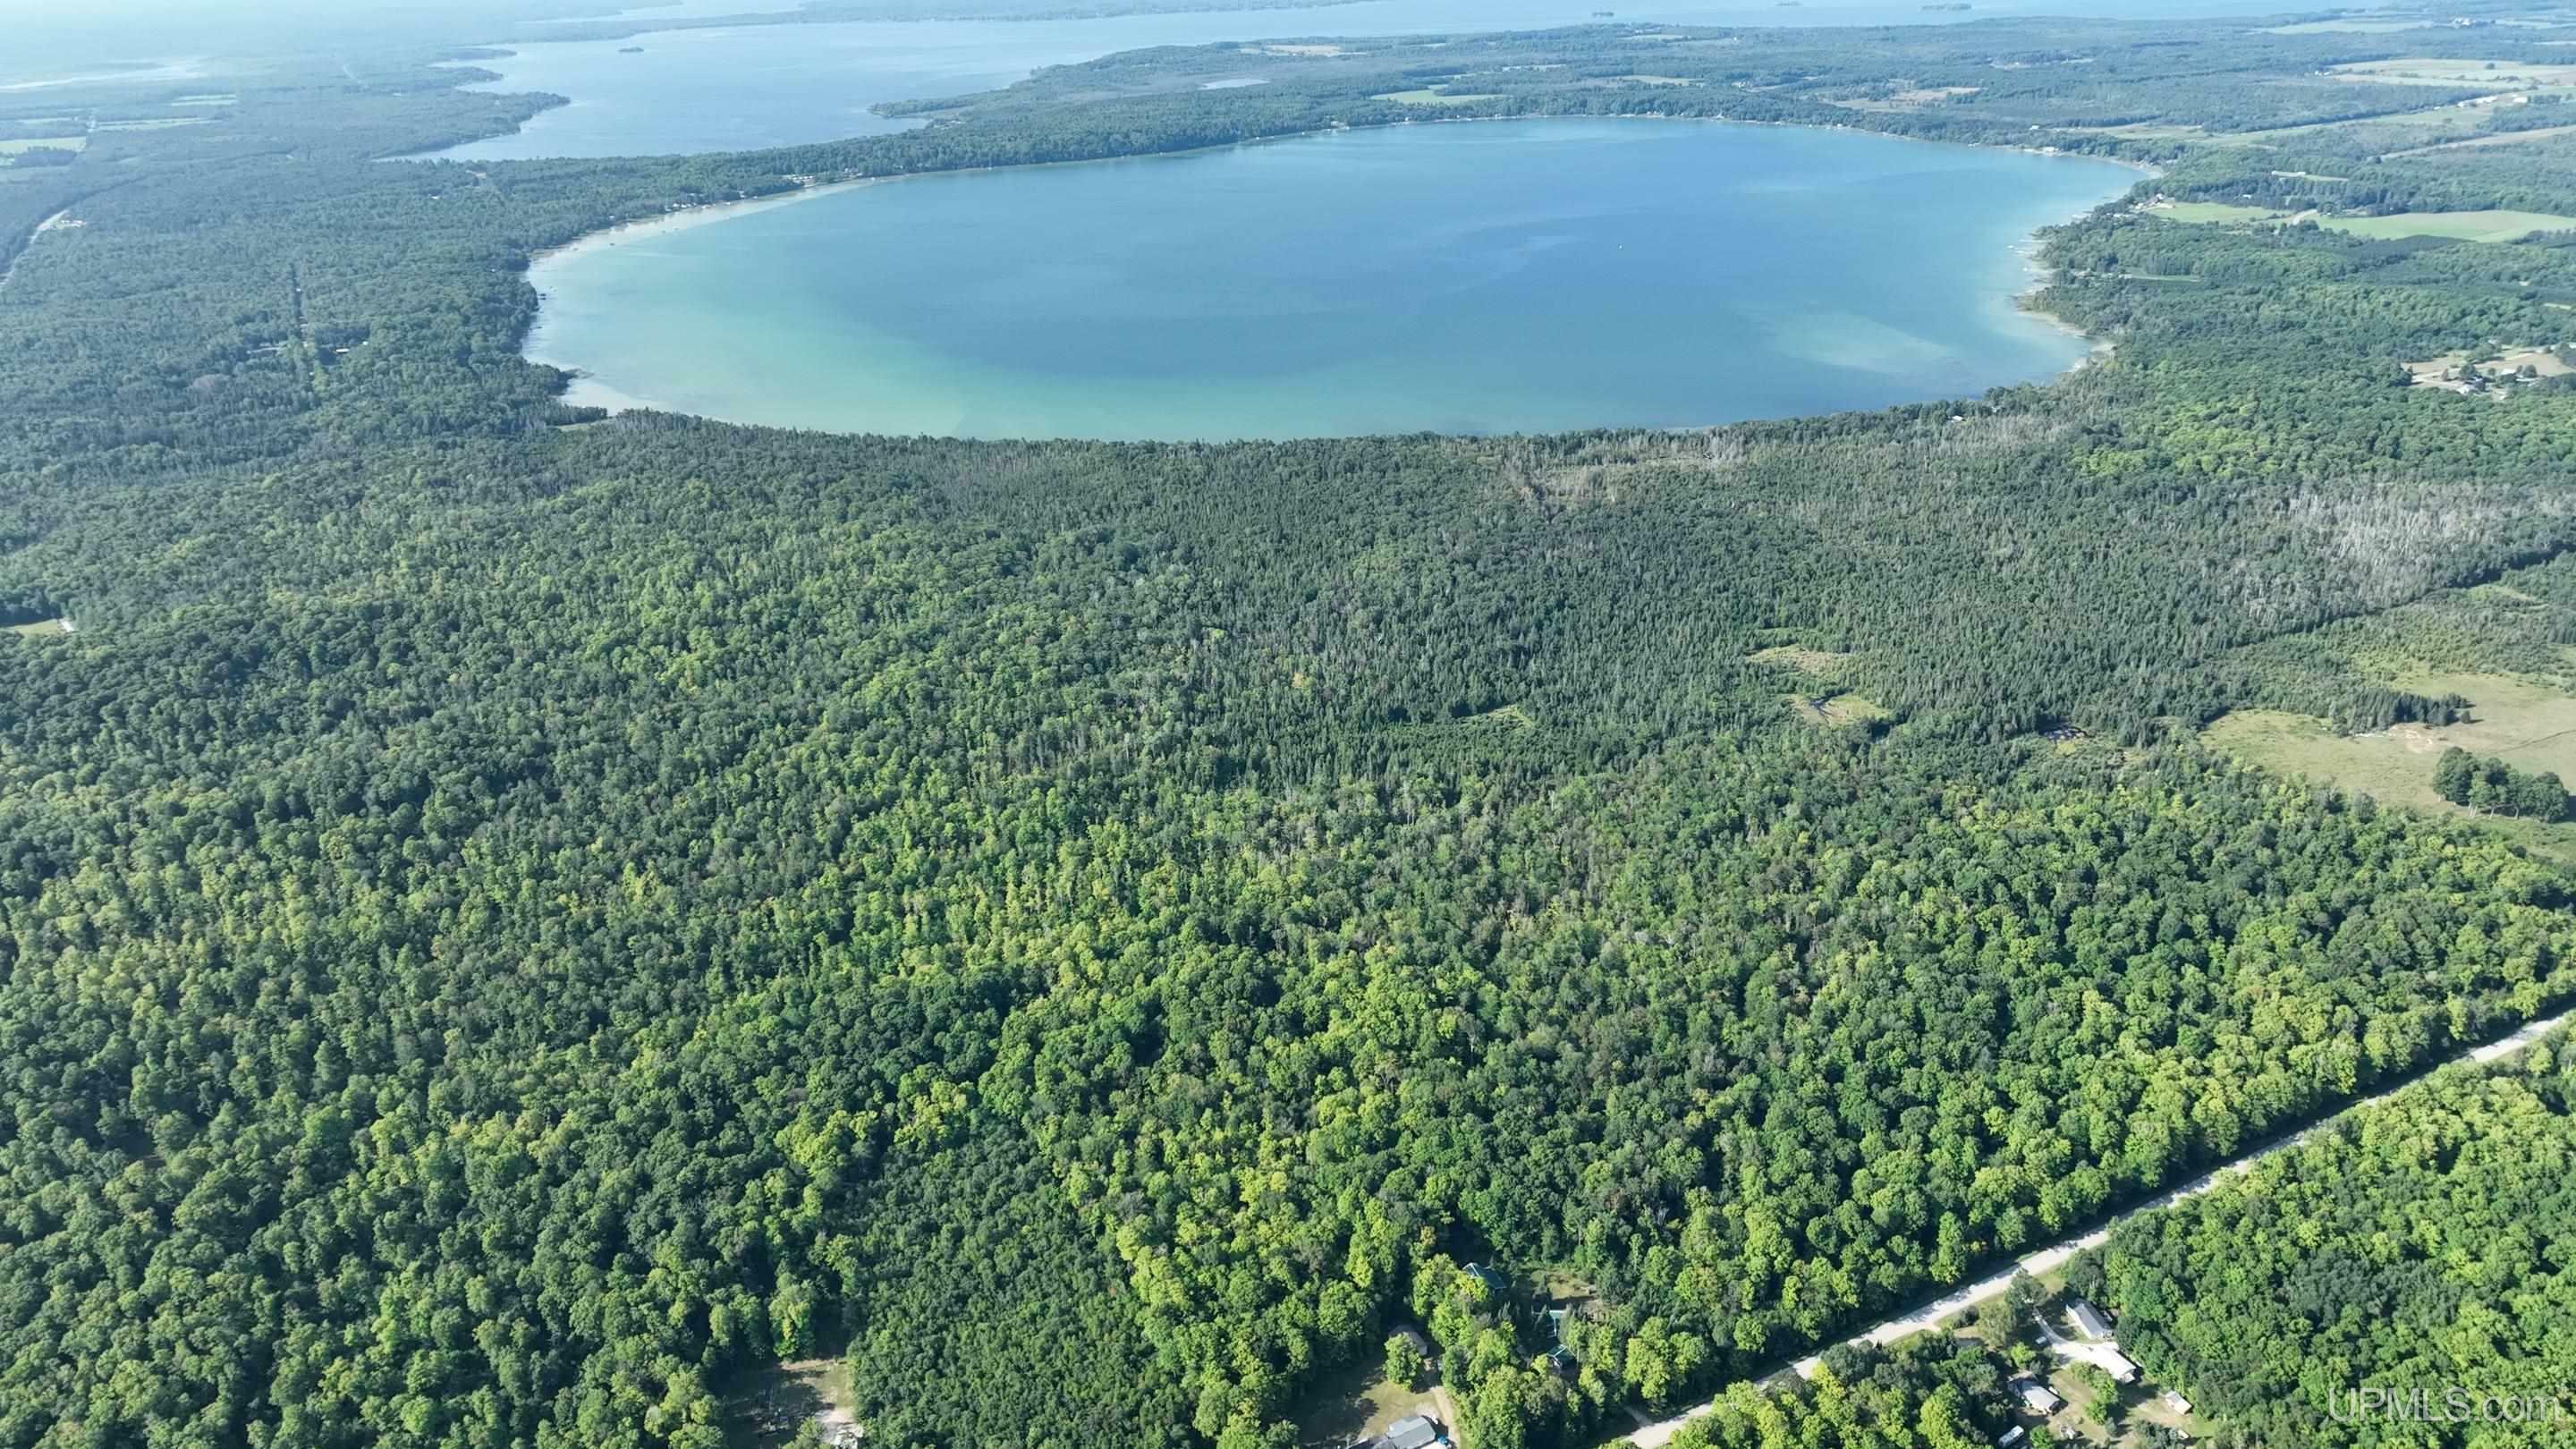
[
  {"x1": 430, "y1": 0, "x2": 2313, "y2": 160},
  {"x1": 527, "y1": 120, "x2": 2134, "y2": 439}
]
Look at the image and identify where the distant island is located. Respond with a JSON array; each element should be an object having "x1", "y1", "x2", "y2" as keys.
[
  {"x1": 1923, "y1": 3, "x2": 1970, "y2": 9},
  {"x1": 617, "y1": 46, "x2": 644, "y2": 53}
]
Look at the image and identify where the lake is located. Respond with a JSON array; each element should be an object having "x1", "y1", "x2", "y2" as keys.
[
  {"x1": 430, "y1": 0, "x2": 2313, "y2": 160},
  {"x1": 527, "y1": 119, "x2": 2134, "y2": 439}
]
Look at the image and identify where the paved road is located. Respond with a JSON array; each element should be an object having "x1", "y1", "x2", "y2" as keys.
[{"x1": 1623, "y1": 1006, "x2": 2575, "y2": 1448}]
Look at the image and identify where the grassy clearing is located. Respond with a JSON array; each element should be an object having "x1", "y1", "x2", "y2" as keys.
[
  {"x1": 95, "y1": 117, "x2": 212, "y2": 131},
  {"x1": 2323, "y1": 208, "x2": 2576, "y2": 241},
  {"x1": 2264, "y1": 17, "x2": 2433, "y2": 31},
  {"x1": 2058, "y1": 121, "x2": 2210, "y2": 139},
  {"x1": 2148, "y1": 201, "x2": 2282, "y2": 225},
  {"x1": 7, "y1": 619, "x2": 72, "y2": 639},
  {"x1": 0, "y1": 136, "x2": 82, "y2": 157},
  {"x1": 2226, "y1": 103, "x2": 2478, "y2": 146},
  {"x1": 1290, "y1": 1355, "x2": 1442, "y2": 1448},
  {"x1": 1748, "y1": 643, "x2": 1855, "y2": 676},
  {"x1": 2330, "y1": 57, "x2": 2576, "y2": 87},
  {"x1": 1786, "y1": 692, "x2": 1890, "y2": 729},
  {"x1": 1375, "y1": 88, "x2": 1502, "y2": 106},
  {"x1": 2406, "y1": 345, "x2": 2573, "y2": 388},
  {"x1": 2149, "y1": 201, "x2": 2576, "y2": 242},
  {"x1": 723, "y1": 1356, "x2": 858, "y2": 1449},
  {"x1": 2204, "y1": 673, "x2": 2576, "y2": 859},
  {"x1": 2390, "y1": 122, "x2": 2576, "y2": 155},
  {"x1": 1834, "y1": 83, "x2": 1979, "y2": 112}
]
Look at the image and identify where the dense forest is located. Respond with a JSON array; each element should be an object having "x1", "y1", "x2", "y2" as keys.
[
  {"x1": 9, "y1": 3, "x2": 2576, "y2": 1447},
  {"x1": 2075, "y1": 1032, "x2": 2576, "y2": 1448}
]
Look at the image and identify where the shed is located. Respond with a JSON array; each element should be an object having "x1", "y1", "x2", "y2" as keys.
[{"x1": 1997, "y1": 1429, "x2": 2028, "y2": 1449}]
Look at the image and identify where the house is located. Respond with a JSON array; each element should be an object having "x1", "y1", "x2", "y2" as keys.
[
  {"x1": 1382, "y1": 1413, "x2": 1445, "y2": 1449},
  {"x1": 2014, "y1": 1378, "x2": 2064, "y2": 1415},
  {"x1": 2100, "y1": 1349, "x2": 2140, "y2": 1385},
  {"x1": 2066, "y1": 1299, "x2": 2114, "y2": 1340}
]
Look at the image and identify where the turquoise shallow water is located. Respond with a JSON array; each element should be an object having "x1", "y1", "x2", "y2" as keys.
[{"x1": 527, "y1": 120, "x2": 2134, "y2": 440}]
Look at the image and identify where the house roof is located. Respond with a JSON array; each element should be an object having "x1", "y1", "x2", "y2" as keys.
[
  {"x1": 2067, "y1": 1299, "x2": 2114, "y2": 1338},
  {"x1": 1384, "y1": 1414, "x2": 1440, "y2": 1449}
]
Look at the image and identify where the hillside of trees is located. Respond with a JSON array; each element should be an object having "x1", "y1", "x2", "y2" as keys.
[{"x1": 7, "y1": 4, "x2": 2576, "y2": 1447}]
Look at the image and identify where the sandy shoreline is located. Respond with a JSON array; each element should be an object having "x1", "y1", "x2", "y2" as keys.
[{"x1": 529, "y1": 174, "x2": 893, "y2": 268}]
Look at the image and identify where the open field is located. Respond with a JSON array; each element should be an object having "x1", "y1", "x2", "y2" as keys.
[
  {"x1": 2152, "y1": 200, "x2": 2576, "y2": 241},
  {"x1": 1375, "y1": 88, "x2": 1501, "y2": 105},
  {"x1": 2329, "y1": 56, "x2": 2576, "y2": 86},
  {"x1": 2148, "y1": 200, "x2": 2282, "y2": 224},
  {"x1": 1747, "y1": 642, "x2": 1854, "y2": 675},
  {"x1": 2054, "y1": 121, "x2": 2209, "y2": 140},
  {"x1": 1832, "y1": 83, "x2": 1979, "y2": 111},
  {"x1": 2204, "y1": 672, "x2": 2576, "y2": 856},
  {"x1": 2225, "y1": 101, "x2": 2481, "y2": 145},
  {"x1": 1787, "y1": 691, "x2": 1890, "y2": 728},
  {"x1": 2325, "y1": 208, "x2": 2576, "y2": 240},
  {"x1": 0, "y1": 136, "x2": 83, "y2": 156},
  {"x1": 2265, "y1": 17, "x2": 2434, "y2": 32},
  {"x1": 6, "y1": 619, "x2": 72, "y2": 639},
  {"x1": 2389, "y1": 122, "x2": 2576, "y2": 154},
  {"x1": 2406, "y1": 344, "x2": 2573, "y2": 387}
]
